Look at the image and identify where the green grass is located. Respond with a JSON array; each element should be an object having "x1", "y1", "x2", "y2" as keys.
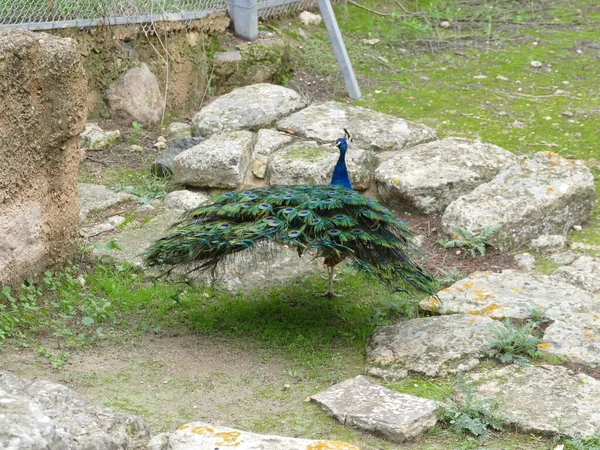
[{"x1": 291, "y1": 0, "x2": 600, "y2": 249}]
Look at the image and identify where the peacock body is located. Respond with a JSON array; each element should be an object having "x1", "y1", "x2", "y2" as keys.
[{"x1": 144, "y1": 133, "x2": 436, "y2": 296}]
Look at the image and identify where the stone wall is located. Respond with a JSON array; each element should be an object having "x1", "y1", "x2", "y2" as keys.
[{"x1": 0, "y1": 29, "x2": 86, "y2": 285}]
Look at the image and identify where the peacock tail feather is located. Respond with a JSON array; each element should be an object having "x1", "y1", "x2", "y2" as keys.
[{"x1": 144, "y1": 184, "x2": 437, "y2": 296}]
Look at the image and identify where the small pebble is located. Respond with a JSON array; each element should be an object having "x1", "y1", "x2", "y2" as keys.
[{"x1": 530, "y1": 60, "x2": 543, "y2": 68}]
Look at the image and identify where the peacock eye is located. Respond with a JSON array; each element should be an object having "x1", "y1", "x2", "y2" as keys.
[
  {"x1": 328, "y1": 229, "x2": 341, "y2": 236},
  {"x1": 284, "y1": 194, "x2": 294, "y2": 199},
  {"x1": 265, "y1": 216, "x2": 275, "y2": 221},
  {"x1": 223, "y1": 193, "x2": 233, "y2": 197},
  {"x1": 258, "y1": 203, "x2": 271, "y2": 210},
  {"x1": 218, "y1": 223, "x2": 230, "y2": 229},
  {"x1": 267, "y1": 220, "x2": 281, "y2": 227},
  {"x1": 247, "y1": 194, "x2": 257, "y2": 200},
  {"x1": 351, "y1": 229, "x2": 363, "y2": 235},
  {"x1": 283, "y1": 207, "x2": 295, "y2": 214},
  {"x1": 298, "y1": 210, "x2": 310, "y2": 217},
  {"x1": 334, "y1": 214, "x2": 346, "y2": 220},
  {"x1": 241, "y1": 202, "x2": 253, "y2": 208},
  {"x1": 310, "y1": 218, "x2": 321, "y2": 225},
  {"x1": 288, "y1": 230, "x2": 300, "y2": 238},
  {"x1": 322, "y1": 199, "x2": 333, "y2": 204}
]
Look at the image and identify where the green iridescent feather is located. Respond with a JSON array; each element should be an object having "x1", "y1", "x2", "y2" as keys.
[{"x1": 144, "y1": 184, "x2": 436, "y2": 295}]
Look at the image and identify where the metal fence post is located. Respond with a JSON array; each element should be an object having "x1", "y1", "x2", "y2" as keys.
[
  {"x1": 227, "y1": 0, "x2": 258, "y2": 41},
  {"x1": 317, "y1": 0, "x2": 361, "y2": 100}
]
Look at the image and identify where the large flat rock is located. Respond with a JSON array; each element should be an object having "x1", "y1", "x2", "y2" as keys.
[
  {"x1": 366, "y1": 314, "x2": 505, "y2": 379},
  {"x1": 467, "y1": 365, "x2": 600, "y2": 437},
  {"x1": 441, "y1": 152, "x2": 595, "y2": 251},
  {"x1": 552, "y1": 255, "x2": 600, "y2": 294},
  {"x1": 78, "y1": 183, "x2": 134, "y2": 221},
  {"x1": 309, "y1": 375, "x2": 438, "y2": 443},
  {"x1": 0, "y1": 371, "x2": 151, "y2": 449},
  {"x1": 173, "y1": 131, "x2": 253, "y2": 189},
  {"x1": 540, "y1": 313, "x2": 600, "y2": 367},
  {"x1": 375, "y1": 138, "x2": 518, "y2": 214},
  {"x1": 191, "y1": 83, "x2": 307, "y2": 137},
  {"x1": 419, "y1": 270, "x2": 600, "y2": 322},
  {"x1": 267, "y1": 142, "x2": 375, "y2": 190},
  {"x1": 277, "y1": 101, "x2": 437, "y2": 152},
  {"x1": 148, "y1": 422, "x2": 359, "y2": 450}
]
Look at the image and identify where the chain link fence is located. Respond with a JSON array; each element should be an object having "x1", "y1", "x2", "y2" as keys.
[{"x1": 0, "y1": 0, "x2": 327, "y2": 30}]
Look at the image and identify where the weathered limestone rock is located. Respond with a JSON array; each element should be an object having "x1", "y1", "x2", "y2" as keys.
[
  {"x1": 252, "y1": 129, "x2": 295, "y2": 178},
  {"x1": 366, "y1": 314, "x2": 506, "y2": 379},
  {"x1": 298, "y1": 11, "x2": 322, "y2": 26},
  {"x1": 268, "y1": 142, "x2": 375, "y2": 190},
  {"x1": 191, "y1": 84, "x2": 307, "y2": 137},
  {"x1": 173, "y1": 131, "x2": 253, "y2": 188},
  {"x1": 540, "y1": 313, "x2": 600, "y2": 367},
  {"x1": 78, "y1": 183, "x2": 134, "y2": 221},
  {"x1": 106, "y1": 63, "x2": 164, "y2": 124},
  {"x1": 164, "y1": 190, "x2": 210, "y2": 210},
  {"x1": 0, "y1": 29, "x2": 86, "y2": 285},
  {"x1": 0, "y1": 390, "x2": 66, "y2": 449},
  {"x1": 148, "y1": 422, "x2": 358, "y2": 450},
  {"x1": 552, "y1": 256, "x2": 600, "y2": 293},
  {"x1": 277, "y1": 101, "x2": 437, "y2": 152},
  {"x1": 530, "y1": 234, "x2": 567, "y2": 253},
  {"x1": 79, "y1": 123, "x2": 120, "y2": 150},
  {"x1": 152, "y1": 137, "x2": 204, "y2": 177},
  {"x1": 420, "y1": 270, "x2": 600, "y2": 322},
  {"x1": 548, "y1": 251, "x2": 577, "y2": 265},
  {"x1": 513, "y1": 253, "x2": 536, "y2": 271},
  {"x1": 375, "y1": 138, "x2": 518, "y2": 214},
  {"x1": 0, "y1": 371, "x2": 152, "y2": 449},
  {"x1": 93, "y1": 211, "x2": 181, "y2": 267},
  {"x1": 309, "y1": 375, "x2": 438, "y2": 443},
  {"x1": 467, "y1": 365, "x2": 600, "y2": 437},
  {"x1": 441, "y1": 152, "x2": 595, "y2": 251},
  {"x1": 167, "y1": 122, "x2": 192, "y2": 141}
]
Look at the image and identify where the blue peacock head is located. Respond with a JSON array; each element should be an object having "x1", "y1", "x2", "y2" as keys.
[{"x1": 334, "y1": 128, "x2": 352, "y2": 154}]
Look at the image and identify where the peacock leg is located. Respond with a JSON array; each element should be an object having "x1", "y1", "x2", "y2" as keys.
[{"x1": 323, "y1": 265, "x2": 338, "y2": 297}]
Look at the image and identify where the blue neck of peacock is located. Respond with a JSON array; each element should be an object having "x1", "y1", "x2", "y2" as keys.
[{"x1": 330, "y1": 140, "x2": 353, "y2": 190}]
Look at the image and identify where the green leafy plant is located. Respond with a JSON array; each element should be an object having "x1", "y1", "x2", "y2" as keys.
[
  {"x1": 114, "y1": 177, "x2": 167, "y2": 204},
  {"x1": 438, "y1": 225, "x2": 501, "y2": 257},
  {"x1": 487, "y1": 319, "x2": 543, "y2": 366},
  {"x1": 440, "y1": 375, "x2": 505, "y2": 442},
  {"x1": 127, "y1": 121, "x2": 145, "y2": 144}
]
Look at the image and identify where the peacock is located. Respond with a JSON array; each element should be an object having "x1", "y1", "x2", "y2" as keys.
[{"x1": 144, "y1": 130, "x2": 436, "y2": 297}]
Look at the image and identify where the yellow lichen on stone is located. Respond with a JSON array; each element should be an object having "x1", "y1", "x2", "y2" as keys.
[
  {"x1": 462, "y1": 282, "x2": 474, "y2": 289},
  {"x1": 546, "y1": 187, "x2": 554, "y2": 195},
  {"x1": 215, "y1": 431, "x2": 242, "y2": 446},
  {"x1": 512, "y1": 287, "x2": 523, "y2": 293},
  {"x1": 191, "y1": 425, "x2": 214, "y2": 435},
  {"x1": 178, "y1": 425, "x2": 191, "y2": 431},
  {"x1": 466, "y1": 309, "x2": 483, "y2": 316},
  {"x1": 583, "y1": 328, "x2": 597, "y2": 339},
  {"x1": 537, "y1": 342, "x2": 551, "y2": 350},
  {"x1": 393, "y1": 177, "x2": 400, "y2": 184},
  {"x1": 307, "y1": 440, "x2": 361, "y2": 450},
  {"x1": 481, "y1": 303, "x2": 501, "y2": 315},
  {"x1": 422, "y1": 296, "x2": 441, "y2": 310}
]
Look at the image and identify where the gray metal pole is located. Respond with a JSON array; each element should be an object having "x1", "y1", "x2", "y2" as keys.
[
  {"x1": 227, "y1": 0, "x2": 258, "y2": 41},
  {"x1": 317, "y1": 0, "x2": 361, "y2": 100}
]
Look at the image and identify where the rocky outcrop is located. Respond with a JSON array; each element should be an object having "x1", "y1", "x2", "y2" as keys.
[
  {"x1": 79, "y1": 123, "x2": 121, "y2": 150},
  {"x1": 552, "y1": 255, "x2": 600, "y2": 294},
  {"x1": 366, "y1": 314, "x2": 505, "y2": 379},
  {"x1": 252, "y1": 129, "x2": 294, "y2": 179},
  {"x1": 441, "y1": 152, "x2": 595, "y2": 251},
  {"x1": 173, "y1": 131, "x2": 253, "y2": 188},
  {"x1": 309, "y1": 375, "x2": 438, "y2": 443},
  {"x1": 106, "y1": 63, "x2": 164, "y2": 124},
  {"x1": 277, "y1": 101, "x2": 437, "y2": 151},
  {"x1": 164, "y1": 190, "x2": 210, "y2": 211},
  {"x1": 375, "y1": 138, "x2": 518, "y2": 214},
  {"x1": 148, "y1": 422, "x2": 358, "y2": 450},
  {"x1": 78, "y1": 183, "x2": 134, "y2": 221},
  {"x1": 0, "y1": 371, "x2": 152, "y2": 449},
  {"x1": 467, "y1": 365, "x2": 600, "y2": 437},
  {"x1": 0, "y1": 29, "x2": 86, "y2": 285},
  {"x1": 420, "y1": 269, "x2": 600, "y2": 322},
  {"x1": 191, "y1": 83, "x2": 307, "y2": 137},
  {"x1": 152, "y1": 137, "x2": 204, "y2": 177},
  {"x1": 267, "y1": 142, "x2": 375, "y2": 190}
]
